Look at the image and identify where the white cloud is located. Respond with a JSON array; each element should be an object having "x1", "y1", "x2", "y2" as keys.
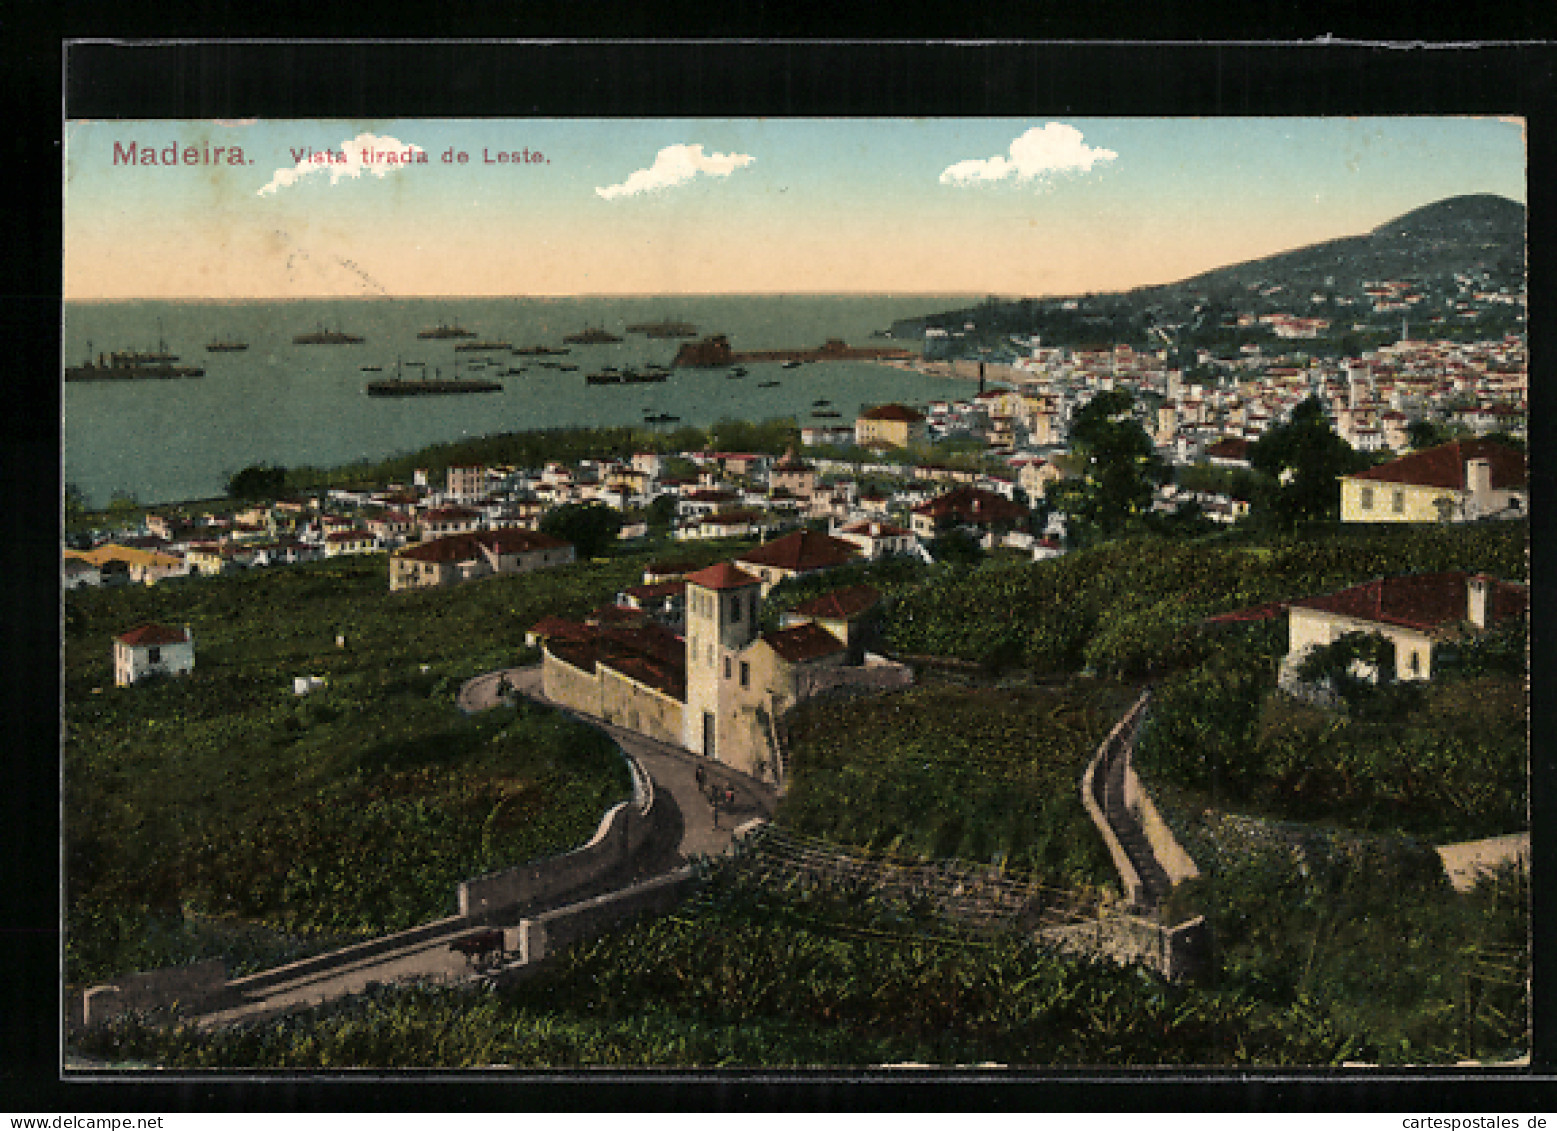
[
  {"x1": 258, "y1": 132, "x2": 427, "y2": 197},
  {"x1": 596, "y1": 143, "x2": 755, "y2": 201},
  {"x1": 940, "y1": 123, "x2": 1117, "y2": 186}
]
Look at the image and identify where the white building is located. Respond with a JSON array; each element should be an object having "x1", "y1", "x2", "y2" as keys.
[{"x1": 113, "y1": 623, "x2": 195, "y2": 687}]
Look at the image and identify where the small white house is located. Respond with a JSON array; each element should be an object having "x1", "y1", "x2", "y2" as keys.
[{"x1": 113, "y1": 623, "x2": 195, "y2": 687}]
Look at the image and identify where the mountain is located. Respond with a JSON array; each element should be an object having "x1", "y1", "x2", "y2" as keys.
[
  {"x1": 1150, "y1": 193, "x2": 1524, "y2": 309},
  {"x1": 890, "y1": 194, "x2": 1526, "y2": 356}
]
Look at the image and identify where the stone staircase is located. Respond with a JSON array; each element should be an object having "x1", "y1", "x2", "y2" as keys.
[{"x1": 1096, "y1": 705, "x2": 1172, "y2": 909}]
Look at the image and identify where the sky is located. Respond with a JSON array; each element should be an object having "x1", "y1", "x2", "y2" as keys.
[{"x1": 62, "y1": 117, "x2": 1526, "y2": 300}]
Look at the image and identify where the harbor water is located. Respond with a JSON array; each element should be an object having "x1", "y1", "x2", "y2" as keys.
[{"x1": 63, "y1": 294, "x2": 975, "y2": 507}]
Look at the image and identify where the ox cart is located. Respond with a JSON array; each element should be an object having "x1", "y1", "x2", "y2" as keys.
[{"x1": 448, "y1": 928, "x2": 507, "y2": 971}]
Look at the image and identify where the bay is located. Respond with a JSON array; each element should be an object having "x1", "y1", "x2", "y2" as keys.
[{"x1": 63, "y1": 295, "x2": 977, "y2": 508}]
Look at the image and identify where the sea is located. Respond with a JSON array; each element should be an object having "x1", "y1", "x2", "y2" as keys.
[{"x1": 63, "y1": 295, "x2": 978, "y2": 509}]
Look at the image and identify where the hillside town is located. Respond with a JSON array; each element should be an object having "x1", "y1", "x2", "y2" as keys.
[{"x1": 66, "y1": 318, "x2": 1527, "y2": 599}]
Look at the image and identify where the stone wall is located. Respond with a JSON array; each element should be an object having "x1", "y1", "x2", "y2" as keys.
[
  {"x1": 1123, "y1": 764, "x2": 1201, "y2": 887},
  {"x1": 599, "y1": 666, "x2": 684, "y2": 746},
  {"x1": 81, "y1": 959, "x2": 229, "y2": 1027},
  {"x1": 499, "y1": 866, "x2": 699, "y2": 971},
  {"x1": 542, "y1": 649, "x2": 603, "y2": 717}
]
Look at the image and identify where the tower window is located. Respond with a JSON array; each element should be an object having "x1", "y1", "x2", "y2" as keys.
[
  {"x1": 730, "y1": 594, "x2": 742, "y2": 622},
  {"x1": 724, "y1": 656, "x2": 732, "y2": 679},
  {"x1": 1359, "y1": 486, "x2": 1374, "y2": 510},
  {"x1": 1391, "y1": 489, "x2": 1404, "y2": 514},
  {"x1": 740, "y1": 661, "x2": 750, "y2": 688}
]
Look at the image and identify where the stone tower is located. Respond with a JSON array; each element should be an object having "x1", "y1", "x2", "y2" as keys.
[{"x1": 682, "y1": 562, "x2": 762, "y2": 761}]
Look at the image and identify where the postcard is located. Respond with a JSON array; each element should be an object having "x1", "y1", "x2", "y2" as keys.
[{"x1": 61, "y1": 105, "x2": 1529, "y2": 1075}]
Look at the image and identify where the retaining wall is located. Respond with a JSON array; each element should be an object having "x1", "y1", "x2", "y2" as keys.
[
  {"x1": 81, "y1": 960, "x2": 230, "y2": 1028},
  {"x1": 1039, "y1": 912, "x2": 1209, "y2": 982},
  {"x1": 493, "y1": 866, "x2": 700, "y2": 978},
  {"x1": 1080, "y1": 695, "x2": 1151, "y2": 907},
  {"x1": 458, "y1": 744, "x2": 655, "y2": 918},
  {"x1": 1123, "y1": 766, "x2": 1202, "y2": 886}
]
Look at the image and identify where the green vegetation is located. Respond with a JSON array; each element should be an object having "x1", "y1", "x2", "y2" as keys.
[
  {"x1": 76, "y1": 859, "x2": 1391, "y2": 1068},
  {"x1": 277, "y1": 419, "x2": 802, "y2": 496},
  {"x1": 881, "y1": 520, "x2": 1525, "y2": 676},
  {"x1": 1160, "y1": 812, "x2": 1528, "y2": 1064},
  {"x1": 777, "y1": 681, "x2": 1136, "y2": 889},
  {"x1": 1138, "y1": 622, "x2": 1526, "y2": 843},
  {"x1": 539, "y1": 502, "x2": 623, "y2": 559},
  {"x1": 226, "y1": 463, "x2": 288, "y2": 502},
  {"x1": 62, "y1": 543, "x2": 743, "y2": 985},
  {"x1": 1046, "y1": 390, "x2": 1165, "y2": 540},
  {"x1": 1248, "y1": 396, "x2": 1375, "y2": 527},
  {"x1": 79, "y1": 852, "x2": 1524, "y2": 1068}
]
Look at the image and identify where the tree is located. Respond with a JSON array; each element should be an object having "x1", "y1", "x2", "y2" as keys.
[
  {"x1": 1406, "y1": 420, "x2": 1449, "y2": 451},
  {"x1": 228, "y1": 464, "x2": 288, "y2": 502},
  {"x1": 644, "y1": 494, "x2": 677, "y2": 530},
  {"x1": 539, "y1": 503, "x2": 623, "y2": 559},
  {"x1": 1248, "y1": 397, "x2": 1371, "y2": 527},
  {"x1": 1295, "y1": 630, "x2": 1418, "y2": 719},
  {"x1": 1048, "y1": 390, "x2": 1164, "y2": 540},
  {"x1": 65, "y1": 483, "x2": 88, "y2": 526}
]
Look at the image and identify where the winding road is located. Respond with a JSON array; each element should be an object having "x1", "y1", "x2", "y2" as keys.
[{"x1": 191, "y1": 665, "x2": 776, "y2": 1029}]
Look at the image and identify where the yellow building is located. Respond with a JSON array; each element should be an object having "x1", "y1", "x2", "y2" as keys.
[
  {"x1": 540, "y1": 560, "x2": 911, "y2": 786},
  {"x1": 1282, "y1": 571, "x2": 1527, "y2": 685},
  {"x1": 854, "y1": 403, "x2": 928, "y2": 449},
  {"x1": 1339, "y1": 439, "x2": 1527, "y2": 523}
]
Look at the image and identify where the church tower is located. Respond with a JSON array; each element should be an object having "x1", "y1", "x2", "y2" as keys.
[{"x1": 681, "y1": 562, "x2": 762, "y2": 761}]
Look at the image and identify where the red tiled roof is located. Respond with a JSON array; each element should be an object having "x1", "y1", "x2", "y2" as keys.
[
  {"x1": 792, "y1": 584, "x2": 880, "y2": 621},
  {"x1": 763, "y1": 621, "x2": 846, "y2": 663},
  {"x1": 527, "y1": 615, "x2": 594, "y2": 642},
  {"x1": 623, "y1": 579, "x2": 688, "y2": 601},
  {"x1": 1291, "y1": 571, "x2": 1527, "y2": 633},
  {"x1": 1344, "y1": 439, "x2": 1526, "y2": 491},
  {"x1": 685, "y1": 561, "x2": 764, "y2": 590},
  {"x1": 588, "y1": 604, "x2": 648, "y2": 626},
  {"x1": 702, "y1": 508, "x2": 766, "y2": 526},
  {"x1": 544, "y1": 620, "x2": 688, "y2": 700},
  {"x1": 115, "y1": 623, "x2": 189, "y2": 646},
  {"x1": 397, "y1": 528, "x2": 569, "y2": 563},
  {"x1": 736, "y1": 530, "x2": 860, "y2": 572},
  {"x1": 911, "y1": 486, "x2": 1028, "y2": 524},
  {"x1": 1204, "y1": 437, "x2": 1252, "y2": 460}
]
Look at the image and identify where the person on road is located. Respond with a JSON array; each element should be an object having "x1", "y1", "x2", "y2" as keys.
[
  {"x1": 711, "y1": 793, "x2": 720, "y2": 829},
  {"x1": 695, "y1": 764, "x2": 707, "y2": 792}
]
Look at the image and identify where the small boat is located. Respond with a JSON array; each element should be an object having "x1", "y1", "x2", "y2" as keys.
[
  {"x1": 454, "y1": 340, "x2": 513, "y2": 352},
  {"x1": 206, "y1": 335, "x2": 249, "y2": 353},
  {"x1": 294, "y1": 323, "x2": 364, "y2": 345},
  {"x1": 563, "y1": 326, "x2": 623, "y2": 345},
  {"x1": 360, "y1": 364, "x2": 383, "y2": 372},
  {"x1": 512, "y1": 345, "x2": 570, "y2": 356},
  {"x1": 559, "y1": 364, "x2": 579, "y2": 371},
  {"x1": 812, "y1": 398, "x2": 832, "y2": 407},
  {"x1": 758, "y1": 380, "x2": 782, "y2": 388},
  {"x1": 626, "y1": 319, "x2": 698, "y2": 338},
  {"x1": 418, "y1": 320, "x2": 476, "y2": 340},
  {"x1": 782, "y1": 360, "x2": 803, "y2": 369}
]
